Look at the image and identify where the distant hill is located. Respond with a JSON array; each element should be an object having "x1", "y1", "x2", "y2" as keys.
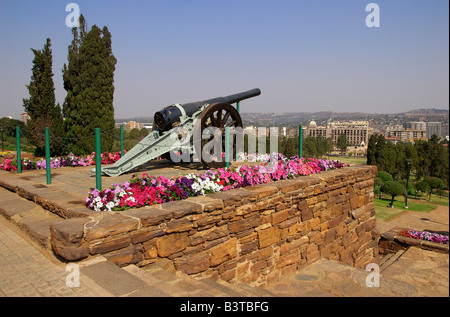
[
  {"x1": 116, "y1": 108, "x2": 448, "y2": 124},
  {"x1": 404, "y1": 108, "x2": 448, "y2": 115}
]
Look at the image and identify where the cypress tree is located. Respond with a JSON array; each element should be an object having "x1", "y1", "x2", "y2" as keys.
[
  {"x1": 62, "y1": 15, "x2": 87, "y2": 154},
  {"x1": 366, "y1": 134, "x2": 377, "y2": 165},
  {"x1": 23, "y1": 38, "x2": 64, "y2": 156},
  {"x1": 62, "y1": 16, "x2": 116, "y2": 154},
  {"x1": 374, "y1": 134, "x2": 386, "y2": 171}
]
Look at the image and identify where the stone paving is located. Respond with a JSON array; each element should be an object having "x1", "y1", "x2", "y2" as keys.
[
  {"x1": 263, "y1": 246, "x2": 449, "y2": 297},
  {"x1": 0, "y1": 215, "x2": 112, "y2": 297},
  {"x1": 0, "y1": 163, "x2": 448, "y2": 297}
]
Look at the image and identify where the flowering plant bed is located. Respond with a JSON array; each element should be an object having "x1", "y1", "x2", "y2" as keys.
[
  {"x1": 86, "y1": 154, "x2": 348, "y2": 212},
  {"x1": 398, "y1": 229, "x2": 449, "y2": 245},
  {"x1": 0, "y1": 152, "x2": 123, "y2": 171}
]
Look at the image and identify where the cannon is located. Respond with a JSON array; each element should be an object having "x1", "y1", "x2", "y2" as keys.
[{"x1": 100, "y1": 88, "x2": 261, "y2": 177}]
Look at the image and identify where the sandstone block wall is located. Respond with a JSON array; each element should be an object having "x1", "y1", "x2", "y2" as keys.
[{"x1": 50, "y1": 165, "x2": 379, "y2": 286}]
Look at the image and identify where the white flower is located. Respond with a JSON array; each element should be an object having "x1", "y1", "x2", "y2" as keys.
[{"x1": 105, "y1": 201, "x2": 115, "y2": 211}]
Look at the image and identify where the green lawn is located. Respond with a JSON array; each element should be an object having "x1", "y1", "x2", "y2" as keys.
[
  {"x1": 373, "y1": 194, "x2": 443, "y2": 222},
  {"x1": 327, "y1": 155, "x2": 367, "y2": 165}
]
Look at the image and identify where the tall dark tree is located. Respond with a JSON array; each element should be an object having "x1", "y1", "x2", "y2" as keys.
[
  {"x1": 374, "y1": 134, "x2": 386, "y2": 171},
  {"x1": 62, "y1": 16, "x2": 116, "y2": 154},
  {"x1": 366, "y1": 134, "x2": 377, "y2": 165},
  {"x1": 62, "y1": 15, "x2": 86, "y2": 154},
  {"x1": 337, "y1": 133, "x2": 348, "y2": 154},
  {"x1": 23, "y1": 38, "x2": 64, "y2": 156}
]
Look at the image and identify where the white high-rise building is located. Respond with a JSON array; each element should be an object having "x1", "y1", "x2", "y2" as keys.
[{"x1": 427, "y1": 122, "x2": 442, "y2": 139}]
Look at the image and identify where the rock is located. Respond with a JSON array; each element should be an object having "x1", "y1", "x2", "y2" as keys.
[
  {"x1": 228, "y1": 214, "x2": 261, "y2": 234},
  {"x1": 208, "y1": 238, "x2": 237, "y2": 266},
  {"x1": 156, "y1": 232, "x2": 189, "y2": 257},
  {"x1": 50, "y1": 218, "x2": 89, "y2": 261},
  {"x1": 258, "y1": 227, "x2": 281, "y2": 248},
  {"x1": 176, "y1": 251, "x2": 210, "y2": 274},
  {"x1": 85, "y1": 214, "x2": 139, "y2": 242}
]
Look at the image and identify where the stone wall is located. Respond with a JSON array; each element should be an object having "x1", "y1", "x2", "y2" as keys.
[{"x1": 50, "y1": 165, "x2": 379, "y2": 286}]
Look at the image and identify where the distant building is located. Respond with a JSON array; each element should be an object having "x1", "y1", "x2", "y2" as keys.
[
  {"x1": 386, "y1": 129, "x2": 427, "y2": 143},
  {"x1": 304, "y1": 120, "x2": 373, "y2": 146},
  {"x1": 142, "y1": 123, "x2": 153, "y2": 131},
  {"x1": 20, "y1": 113, "x2": 30, "y2": 124},
  {"x1": 115, "y1": 121, "x2": 145, "y2": 132},
  {"x1": 384, "y1": 136, "x2": 401, "y2": 145},
  {"x1": 442, "y1": 123, "x2": 449, "y2": 140},
  {"x1": 404, "y1": 121, "x2": 426, "y2": 131},
  {"x1": 426, "y1": 122, "x2": 442, "y2": 139}
]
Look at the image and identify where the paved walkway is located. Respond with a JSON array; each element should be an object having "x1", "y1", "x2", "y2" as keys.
[
  {"x1": 0, "y1": 215, "x2": 112, "y2": 297},
  {"x1": 0, "y1": 163, "x2": 448, "y2": 297}
]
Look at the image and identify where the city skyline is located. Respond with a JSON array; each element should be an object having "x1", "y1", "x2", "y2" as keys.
[{"x1": 0, "y1": 0, "x2": 448, "y2": 120}]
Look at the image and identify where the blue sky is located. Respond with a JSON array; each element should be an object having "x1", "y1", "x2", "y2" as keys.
[{"x1": 0, "y1": 0, "x2": 448, "y2": 119}]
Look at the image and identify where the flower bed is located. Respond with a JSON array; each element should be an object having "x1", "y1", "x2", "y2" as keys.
[
  {"x1": 86, "y1": 154, "x2": 348, "y2": 212},
  {"x1": 0, "y1": 152, "x2": 123, "y2": 171},
  {"x1": 399, "y1": 229, "x2": 449, "y2": 245}
]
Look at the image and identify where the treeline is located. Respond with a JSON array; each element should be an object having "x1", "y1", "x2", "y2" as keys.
[
  {"x1": 367, "y1": 134, "x2": 449, "y2": 188},
  {"x1": 21, "y1": 15, "x2": 116, "y2": 156},
  {"x1": 242, "y1": 135, "x2": 335, "y2": 159}
]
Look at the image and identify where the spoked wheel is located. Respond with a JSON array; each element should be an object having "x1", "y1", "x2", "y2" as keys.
[{"x1": 193, "y1": 102, "x2": 243, "y2": 169}]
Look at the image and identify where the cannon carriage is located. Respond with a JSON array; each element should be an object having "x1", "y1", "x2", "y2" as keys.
[{"x1": 100, "y1": 88, "x2": 261, "y2": 177}]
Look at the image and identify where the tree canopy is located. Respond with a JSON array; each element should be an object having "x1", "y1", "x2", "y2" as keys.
[
  {"x1": 22, "y1": 38, "x2": 64, "y2": 156},
  {"x1": 62, "y1": 15, "x2": 117, "y2": 154},
  {"x1": 367, "y1": 133, "x2": 449, "y2": 188},
  {"x1": 381, "y1": 181, "x2": 407, "y2": 207}
]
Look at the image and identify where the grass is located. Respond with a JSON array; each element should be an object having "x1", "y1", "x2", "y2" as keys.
[
  {"x1": 373, "y1": 193, "x2": 445, "y2": 222},
  {"x1": 411, "y1": 194, "x2": 449, "y2": 207},
  {"x1": 328, "y1": 155, "x2": 367, "y2": 166}
]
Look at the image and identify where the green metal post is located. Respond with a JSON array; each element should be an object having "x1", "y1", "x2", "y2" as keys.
[
  {"x1": 45, "y1": 127, "x2": 51, "y2": 184},
  {"x1": 299, "y1": 124, "x2": 303, "y2": 159},
  {"x1": 120, "y1": 125, "x2": 124, "y2": 157},
  {"x1": 225, "y1": 126, "x2": 230, "y2": 168},
  {"x1": 95, "y1": 128, "x2": 102, "y2": 190},
  {"x1": 16, "y1": 126, "x2": 22, "y2": 173},
  {"x1": 235, "y1": 102, "x2": 240, "y2": 161},
  {"x1": 405, "y1": 159, "x2": 412, "y2": 209}
]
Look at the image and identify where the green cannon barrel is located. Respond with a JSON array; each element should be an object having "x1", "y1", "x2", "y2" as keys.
[{"x1": 154, "y1": 88, "x2": 261, "y2": 131}]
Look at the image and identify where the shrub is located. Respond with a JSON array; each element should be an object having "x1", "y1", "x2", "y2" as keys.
[
  {"x1": 376, "y1": 171, "x2": 393, "y2": 184},
  {"x1": 381, "y1": 181, "x2": 406, "y2": 208}
]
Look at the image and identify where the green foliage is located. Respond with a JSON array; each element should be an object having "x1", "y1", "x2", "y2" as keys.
[
  {"x1": 374, "y1": 185, "x2": 381, "y2": 196},
  {"x1": 368, "y1": 133, "x2": 449, "y2": 189},
  {"x1": 62, "y1": 15, "x2": 117, "y2": 155},
  {"x1": 380, "y1": 181, "x2": 407, "y2": 207},
  {"x1": 374, "y1": 177, "x2": 383, "y2": 187},
  {"x1": 0, "y1": 118, "x2": 24, "y2": 137},
  {"x1": 301, "y1": 136, "x2": 334, "y2": 158},
  {"x1": 423, "y1": 176, "x2": 445, "y2": 201},
  {"x1": 415, "y1": 180, "x2": 430, "y2": 195},
  {"x1": 22, "y1": 38, "x2": 65, "y2": 156},
  {"x1": 366, "y1": 134, "x2": 377, "y2": 165},
  {"x1": 374, "y1": 134, "x2": 386, "y2": 171},
  {"x1": 424, "y1": 176, "x2": 444, "y2": 190},
  {"x1": 376, "y1": 171, "x2": 393, "y2": 184},
  {"x1": 337, "y1": 133, "x2": 348, "y2": 153},
  {"x1": 398, "y1": 179, "x2": 415, "y2": 195}
]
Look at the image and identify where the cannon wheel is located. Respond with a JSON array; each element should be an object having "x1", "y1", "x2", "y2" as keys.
[{"x1": 194, "y1": 102, "x2": 242, "y2": 169}]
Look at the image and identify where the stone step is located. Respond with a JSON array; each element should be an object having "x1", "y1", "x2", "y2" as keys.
[
  {"x1": 379, "y1": 249, "x2": 406, "y2": 272},
  {"x1": 121, "y1": 259, "x2": 276, "y2": 297},
  {"x1": 0, "y1": 187, "x2": 64, "y2": 250}
]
